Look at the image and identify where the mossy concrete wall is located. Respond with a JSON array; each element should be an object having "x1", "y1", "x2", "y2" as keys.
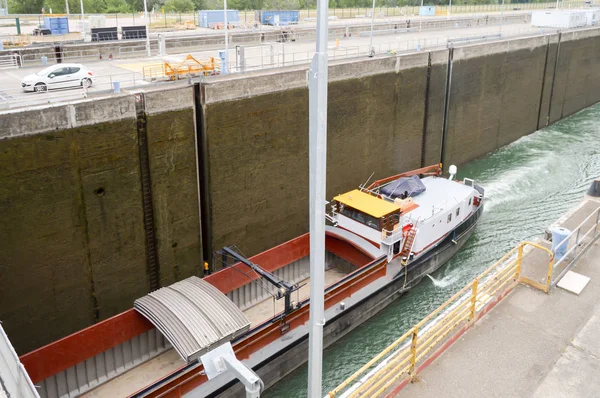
[{"x1": 0, "y1": 87, "x2": 202, "y2": 354}]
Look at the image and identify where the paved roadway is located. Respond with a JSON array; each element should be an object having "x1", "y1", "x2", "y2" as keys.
[
  {"x1": 0, "y1": 20, "x2": 547, "y2": 109},
  {"x1": 398, "y1": 198, "x2": 600, "y2": 398}
]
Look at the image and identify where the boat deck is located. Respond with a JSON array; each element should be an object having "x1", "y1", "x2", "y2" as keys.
[
  {"x1": 244, "y1": 267, "x2": 349, "y2": 327},
  {"x1": 81, "y1": 267, "x2": 349, "y2": 397}
]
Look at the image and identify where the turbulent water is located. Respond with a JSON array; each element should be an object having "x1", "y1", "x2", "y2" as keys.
[{"x1": 264, "y1": 103, "x2": 600, "y2": 398}]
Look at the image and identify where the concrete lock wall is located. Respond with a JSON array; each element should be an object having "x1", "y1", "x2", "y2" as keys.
[
  {"x1": 0, "y1": 87, "x2": 202, "y2": 354},
  {"x1": 2, "y1": 28, "x2": 600, "y2": 354}
]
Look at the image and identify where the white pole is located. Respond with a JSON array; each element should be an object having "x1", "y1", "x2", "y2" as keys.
[
  {"x1": 500, "y1": 0, "x2": 504, "y2": 34},
  {"x1": 419, "y1": 0, "x2": 423, "y2": 32},
  {"x1": 79, "y1": 0, "x2": 85, "y2": 41},
  {"x1": 448, "y1": 0, "x2": 452, "y2": 19},
  {"x1": 143, "y1": 0, "x2": 151, "y2": 56},
  {"x1": 555, "y1": 0, "x2": 559, "y2": 9},
  {"x1": 368, "y1": 0, "x2": 376, "y2": 56},
  {"x1": 307, "y1": 0, "x2": 328, "y2": 394},
  {"x1": 224, "y1": 0, "x2": 229, "y2": 73},
  {"x1": 65, "y1": 0, "x2": 70, "y2": 15}
]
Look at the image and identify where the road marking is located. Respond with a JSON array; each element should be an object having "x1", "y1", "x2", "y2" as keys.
[{"x1": 4, "y1": 71, "x2": 21, "y2": 80}]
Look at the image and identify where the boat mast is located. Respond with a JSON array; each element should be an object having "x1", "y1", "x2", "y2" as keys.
[{"x1": 307, "y1": 0, "x2": 329, "y2": 394}]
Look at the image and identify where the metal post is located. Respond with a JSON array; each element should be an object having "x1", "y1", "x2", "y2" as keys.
[
  {"x1": 307, "y1": 0, "x2": 328, "y2": 393},
  {"x1": 368, "y1": 0, "x2": 376, "y2": 56},
  {"x1": 448, "y1": 0, "x2": 452, "y2": 19},
  {"x1": 144, "y1": 0, "x2": 151, "y2": 56},
  {"x1": 409, "y1": 327, "x2": 418, "y2": 376},
  {"x1": 80, "y1": 0, "x2": 86, "y2": 41},
  {"x1": 224, "y1": 0, "x2": 229, "y2": 74},
  {"x1": 470, "y1": 279, "x2": 478, "y2": 321},
  {"x1": 500, "y1": 0, "x2": 504, "y2": 35},
  {"x1": 556, "y1": 0, "x2": 559, "y2": 9},
  {"x1": 419, "y1": 0, "x2": 424, "y2": 32},
  {"x1": 594, "y1": 209, "x2": 599, "y2": 238},
  {"x1": 574, "y1": 228, "x2": 580, "y2": 258},
  {"x1": 65, "y1": 0, "x2": 70, "y2": 15}
]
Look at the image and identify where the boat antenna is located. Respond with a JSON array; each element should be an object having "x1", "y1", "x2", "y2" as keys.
[
  {"x1": 307, "y1": 0, "x2": 329, "y2": 393},
  {"x1": 359, "y1": 172, "x2": 375, "y2": 191}
]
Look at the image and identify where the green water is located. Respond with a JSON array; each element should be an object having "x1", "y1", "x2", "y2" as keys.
[{"x1": 264, "y1": 103, "x2": 600, "y2": 397}]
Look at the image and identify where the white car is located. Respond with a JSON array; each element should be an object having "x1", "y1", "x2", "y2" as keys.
[{"x1": 21, "y1": 63, "x2": 95, "y2": 93}]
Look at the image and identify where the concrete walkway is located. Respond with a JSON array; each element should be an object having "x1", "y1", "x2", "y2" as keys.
[{"x1": 399, "y1": 201, "x2": 600, "y2": 398}]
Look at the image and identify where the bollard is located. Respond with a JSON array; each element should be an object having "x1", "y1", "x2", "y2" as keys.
[
  {"x1": 551, "y1": 227, "x2": 570, "y2": 261},
  {"x1": 41, "y1": 56, "x2": 48, "y2": 65},
  {"x1": 219, "y1": 50, "x2": 227, "y2": 75},
  {"x1": 113, "y1": 81, "x2": 121, "y2": 93}
]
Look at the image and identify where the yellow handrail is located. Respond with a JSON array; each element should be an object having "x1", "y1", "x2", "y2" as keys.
[{"x1": 328, "y1": 241, "x2": 554, "y2": 398}]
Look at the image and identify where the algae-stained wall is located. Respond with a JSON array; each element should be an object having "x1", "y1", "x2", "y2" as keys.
[
  {"x1": 0, "y1": 90, "x2": 202, "y2": 354},
  {"x1": 202, "y1": 56, "x2": 433, "y2": 259}
]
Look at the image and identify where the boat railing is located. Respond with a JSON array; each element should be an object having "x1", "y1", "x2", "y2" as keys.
[
  {"x1": 326, "y1": 240, "x2": 553, "y2": 398},
  {"x1": 380, "y1": 227, "x2": 403, "y2": 245}
]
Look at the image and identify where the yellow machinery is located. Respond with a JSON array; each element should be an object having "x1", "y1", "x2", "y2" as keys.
[
  {"x1": 142, "y1": 54, "x2": 219, "y2": 82},
  {"x1": 2, "y1": 35, "x2": 29, "y2": 48}
]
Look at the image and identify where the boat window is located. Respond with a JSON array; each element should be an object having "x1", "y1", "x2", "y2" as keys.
[
  {"x1": 447, "y1": 213, "x2": 452, "y2": 223},
  {"x1": 352, "y1": 211, "x2": 365, "y2": 224},
  {"x1": 365, "y1": 216, "x2": 379, "y2": 230},
  {"x1": 468, "y1": 198, "x2": 472, "y2": 206},
  {"x1": 456, "y1": 207, "x2": 460, "y2": 217}
]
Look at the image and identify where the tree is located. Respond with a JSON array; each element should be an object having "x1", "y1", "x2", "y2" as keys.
[{"x1": 164, "y1": 0, "x2": 193, "y2": 11}]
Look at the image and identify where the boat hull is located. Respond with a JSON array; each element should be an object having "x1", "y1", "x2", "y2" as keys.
[{"x1": 208, "y1": 205, "x2": 483, "y2": 398}]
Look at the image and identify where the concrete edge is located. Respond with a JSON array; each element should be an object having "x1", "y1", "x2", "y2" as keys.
[
  {"x1": 202, "y1": 50, "x2": 437, "y2": 104},
  {"x1": 0, "y1": 94, "x2": 136, "y2": 139}
]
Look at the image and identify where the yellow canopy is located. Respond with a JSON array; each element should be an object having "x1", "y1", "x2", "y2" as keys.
[{"x1": 334, "y1": 189, "x2": 401, "y2": 218}]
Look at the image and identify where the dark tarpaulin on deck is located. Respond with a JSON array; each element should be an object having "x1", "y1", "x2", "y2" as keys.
[{"x1": 380, "y1": 175, "x2": 426, "y2": 199}]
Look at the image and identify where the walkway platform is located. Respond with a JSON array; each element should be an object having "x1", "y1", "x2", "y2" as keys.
[{"x1": 397, "y1": 201, "x2": 600, "y2": 398}]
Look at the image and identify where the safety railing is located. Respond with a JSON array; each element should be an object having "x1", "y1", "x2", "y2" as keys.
[
  {"x1": 550, "y1": 205, "x2": 600, "y2": 288},
  {"x1": 0, "y1": 54, "x2": 21, "y2": 69},
  {"x1": 328, "y1": 241, "x2": 553, "y2": 398}
]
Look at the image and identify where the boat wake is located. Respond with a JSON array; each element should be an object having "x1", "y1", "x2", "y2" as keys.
[{"x1": 426, "y1": 274, "x2": 455, "y2": 288}]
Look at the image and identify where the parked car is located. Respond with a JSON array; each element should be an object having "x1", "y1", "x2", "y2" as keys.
[
  {"x1": 21, "y1": 63, "x2": 95, "y2": 92},
  {"x1": 32, "y1": 28, "x2": 52, "y2": 36}
]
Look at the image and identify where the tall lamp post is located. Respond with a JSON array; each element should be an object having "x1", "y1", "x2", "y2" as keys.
[
  {"x1": 224, "y1": 0, "x2": 229, "y2": 73},
  {"x1": 368, "y1": 0, "x2": 376, "y2": 55},
  {"x1": 500, "y1": 0, "x2": 505, "y2": 35},
  {"x1": 80, "y1": 0, "x2": 86, "y2": 41},
  {"x1": 307, "y1": 0, "x2": 329, "y2": 395},
  {"x1": 143, "y1": 0, "x2": 151, "y2": 56},
  {"x1": 419, "y1": 0, "x2": 424, "y2": 32}
]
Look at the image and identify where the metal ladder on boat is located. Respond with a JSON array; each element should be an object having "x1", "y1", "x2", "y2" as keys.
[{"x1": 400, "y1": 228, "x2": 418, "y2": 266}]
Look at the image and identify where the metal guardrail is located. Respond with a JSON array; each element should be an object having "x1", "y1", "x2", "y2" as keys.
[
  {"x1": 0, "y1": 53, "x2": 20, "y2": 69},
  {"x1": 550, "y1": 205, "x2": 600, "y2": 288},
  {"x1": 328, "y1": 241, "x2": 553, "y2": 398}
]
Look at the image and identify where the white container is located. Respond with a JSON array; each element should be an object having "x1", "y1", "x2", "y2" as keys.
[
  {"x1": 584, "y1": 9, "x2": 600, "y2": 25},
  {"x1": 89, "y1": 15, "x2": 107, "y2": 29},
  {"x1": 531, "y1": 10, "x2": 588, "y2": 28}
]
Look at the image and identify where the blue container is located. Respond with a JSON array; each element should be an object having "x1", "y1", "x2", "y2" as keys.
[
  {"x1": 43, "y1": 17, "x2": 69, "y2": 35},
  {"x1": 419, "y1": 6, "x2": 436, "y2": 16},
  {"x1": 259, "y1": 10, "x2": 299, "y2": 26},
  {"x1": 551, "y1": 227, "x2": 571, "y2": 261},
  {"x1": 197, "y1": 10, "x2": 240, "y2": 28},
  {"x1": 113, "y1": 81, "x2": 121, "y2": 94}
]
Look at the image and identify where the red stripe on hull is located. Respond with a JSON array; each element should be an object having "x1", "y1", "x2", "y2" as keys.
[{"x1": 20, "y1": 309, "x2": 153, "y2": 383}]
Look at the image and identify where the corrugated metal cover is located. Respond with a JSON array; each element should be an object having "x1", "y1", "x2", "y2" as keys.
[{"x1": 134, "y1": 276, "x2": 250, "y2": 363}]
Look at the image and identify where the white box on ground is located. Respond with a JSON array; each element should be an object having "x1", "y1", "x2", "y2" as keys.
[
  {"x1": 557, "y1": 270, "x2": 590, "y2": 295},
  {"x1": 531, "y1": 10, "x2": 588, "y2": 28}
]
